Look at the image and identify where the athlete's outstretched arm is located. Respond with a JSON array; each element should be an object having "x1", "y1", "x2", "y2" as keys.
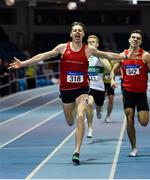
[
  {"x1": 8, "y1": 43, "x2": 65, "y2": 69},
  {"x1": 94, "y1": 49, "x2": 126, "y2": 60},
  {"x1": 90, "y1": 47, "x2": 137, "y2": 61}
]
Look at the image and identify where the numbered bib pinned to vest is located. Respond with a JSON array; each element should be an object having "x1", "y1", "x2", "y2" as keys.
[
  {"x1": 67, "y1": 72, "x2": 84, "y2": 83},
  {"x1": 125, "y1": 65, "x2": 140, "y2": 76}
]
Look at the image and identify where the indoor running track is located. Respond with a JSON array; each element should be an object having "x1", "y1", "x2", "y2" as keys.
[{"x1": 0, "y1": 84, "x2": 150, "y2": 179}]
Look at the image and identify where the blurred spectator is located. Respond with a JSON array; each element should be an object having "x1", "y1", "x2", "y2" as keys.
[
  {"x1": 18, "y1": 67, "x2": 26, "y2": 91},
  {"x1": 0, "y1": 58, "x2": 9, "y2": 97},
  {"x1": 25, "y1": 64, "x2": 36, "y2": 89},
  {"x1": 0, "y1": 58, "x2": 7, "y2": 75},
  {"x1": 24, "y1": 50, "x2": 36, "y2": 89}
]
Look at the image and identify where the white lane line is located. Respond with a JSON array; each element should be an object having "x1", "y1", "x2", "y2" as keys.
[
  {"x1": 25, "y1": 94, "x2": 123, "y2": 179},
  {"x1": 0, "y1": 85, "x2": 57, "y2": 102},
  {"x1": 0, "y1": 110, "x2": 63, "y2": 149},
  {"x1": 0, "y1": 90, "x2": 57, "y2": 112},
  {"x1": 108, "y1": 116, "x2": 127, "y2": 179},
  {"x1": 1, "y1": 92, "x2": 123, "y2": 179},
  {"x1": 0, "y1": 97, "x2": 59, "y2": 126},
  {"x1": 108, "y1": 94, "x2": 150, "y2": 179},
  {"x1": 0, "y1": 94, "x2": 122, "y2": 126},
  {"x1": 25, "y1": 129, "x2": 76, "y2": 179}
]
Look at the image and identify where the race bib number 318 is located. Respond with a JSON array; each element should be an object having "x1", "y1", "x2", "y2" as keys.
[{"x1": 67, "y1": 72, "x2": 84, "y2": 83}]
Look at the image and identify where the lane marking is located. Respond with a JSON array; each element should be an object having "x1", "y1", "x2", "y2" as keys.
[
  {"x1": 25, "y1": 94, "x2": 123, "y2": 179},
  {"x1": 25, "y1": 129, "x2": 76, "y2": 179},
  {"x1": 0, "y1": 90, "x2": 57, "y2": 112},
  {"x1": 1, "y1": 91, "x2": 124, "y2": 179},
  {"x1": 0, "y1": 110, "x2": 63, "y2": 149},
  {"x1": 108, "y1": 116, "x2": 127, "y2": 179},
  {"x1": 0, "y1": 85, "x2": 57, "y2": 102},
  {"x1": 0, "y1": 97, "x2": 60, "y2": 126}
]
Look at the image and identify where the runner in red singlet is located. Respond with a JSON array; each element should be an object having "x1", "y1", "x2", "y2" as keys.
[
  {"x1": 8, "y1": 21, "x2": 136, "y2": 165},
  {"x1": 111, "y1": 29, "x2": 150, "y2": 157}
]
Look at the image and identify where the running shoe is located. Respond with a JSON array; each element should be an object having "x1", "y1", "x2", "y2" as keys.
[
  {"x1": 59, "y1": 94, "x2": 62, "y2": 98},
  {"x1": 72, "y1": 152, "x2": 80, "y2": 165},
  {"x1": 105, "y1": 116, "x2": 111, "y2": 123},
  {"x1": 129, "y1": 149, "x2": 138, "y2": 157},
  {"x1": 86, "y1": 129, "x2": 93, "y2": 138},
  {"x1": 96, "y1": 111, "x2": 102, "y2": 119}
]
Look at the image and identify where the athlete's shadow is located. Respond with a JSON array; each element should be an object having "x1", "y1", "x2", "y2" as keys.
[
  {"x1": 135, "y1": 154, "x2": 150, "y2": 157},
  {"x1": 101, "y1": 121, "x2": 123, "y2": 124},
  {"x1": 81, "y1": 159, "x2": 113, "y2": 165},
  {"x1": 89, "y1": 138, "x2": 127, "y2": 145},
  {"x1": 81, "y1": 154, "x2": 150, "y2": 165}
]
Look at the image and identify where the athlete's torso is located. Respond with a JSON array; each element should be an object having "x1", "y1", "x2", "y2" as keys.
[
  {"x1": 88, "y1": 55, "x2": 105, "y2": 91},
  {"x1": 121, "y1": 48, "x2": 148, "y2": 92},
  {"x1": 60, "y1": 42, "x2": 89, "y2": 90}
]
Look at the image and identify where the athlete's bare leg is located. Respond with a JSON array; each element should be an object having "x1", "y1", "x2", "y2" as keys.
[
  {"x1": 106, "y1": 94, "x2": 114, "y2": 117},
  {"x1": 125, "y1": 108, "x2": 137, "y2": 151},
  {"x1": 62, "y1": 102, "x2": 76, "y2": 126},
  {"x1": 96, "y1": 105, "x2": 102, "y2": 119},
  {"x1": 138, "y1": 110, "x2": 149, "y2": 126},
  {"x1": 105, "y1": 94, "x2": 114, "y2": 122},
  {"x1": 86, "y1": 95, "x2": 94, "y2": 130},
  {"x1": 74, "y1": 94, "x2": 88, "y2": 153}
]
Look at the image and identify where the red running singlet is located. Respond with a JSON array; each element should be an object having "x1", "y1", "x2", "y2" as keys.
[
  {"x1": 60, "y1": 42, "x2": 89, "y2": 90},
  {"x1": 121, "y1": 48, "x2": 148, "y2": 93}
]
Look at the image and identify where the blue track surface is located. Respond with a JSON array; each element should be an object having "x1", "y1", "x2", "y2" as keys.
[{"x1": 0, "y1": 84, "x2": 150, "y2": 179}]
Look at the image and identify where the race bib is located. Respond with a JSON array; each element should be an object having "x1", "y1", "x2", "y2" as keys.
[
  {"x1": 67, "y1": 72, "x2": 83, "y2": 83},
  {"x1": 88, "y1": 66, "x2": 103, "y2": 82},
  {"x1": 126, "y1": 65, "x2": 140, "y2": 76},
  {"x1": 89, "y1": 75, "x2": 99, "y2": 81}
]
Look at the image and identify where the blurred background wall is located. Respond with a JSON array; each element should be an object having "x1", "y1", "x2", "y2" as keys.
[
  {"x1": 0, "y1": 0, "x2": 150, "y2": 97},
  {"x1": 1, "y1": 0, "x2": 150, "y2": 54}
]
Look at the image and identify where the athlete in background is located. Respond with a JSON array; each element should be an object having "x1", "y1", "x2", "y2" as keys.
[{"x1": 86, "y1": 35, "x2": 111, "y2": 138}]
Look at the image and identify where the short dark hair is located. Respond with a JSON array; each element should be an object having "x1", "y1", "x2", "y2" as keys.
[
  {"x1": 130, "y1": 29, "x2": 144, "y2": 40},
  {"x1": 70, "y1": 21, "x2": 86, "y2": 32}
]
